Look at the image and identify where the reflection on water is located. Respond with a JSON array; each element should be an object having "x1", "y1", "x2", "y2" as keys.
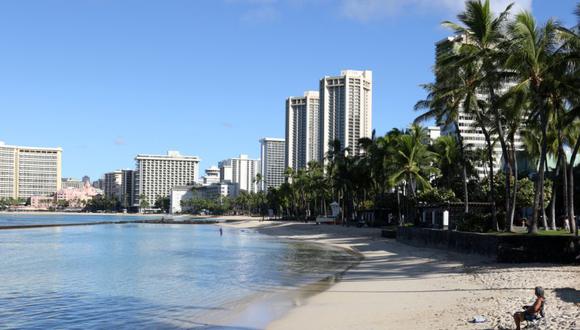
[{"x1": 0, "y1": 223, "x2": 356, "y2": 329}]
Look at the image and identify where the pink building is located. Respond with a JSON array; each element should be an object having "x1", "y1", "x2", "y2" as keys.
[
  {"x1": 30, "y1": 196, "x2": 55, "y2": 209},
  {"x1": 26, "y1": 182, "x2": 103, "y2": 210},
  {"x1": 55, "y1": 182, "x2": 102, "y2": 208}
]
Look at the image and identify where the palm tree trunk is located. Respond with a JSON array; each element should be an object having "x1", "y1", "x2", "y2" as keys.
[
  {"x1": 494, "y1": 123, "x2": 512, "y2": 231},
  {"x1": 560, "y1": 141, "x2": 570, "y2": 232},
  {"x1": 505, "y1": 150, "x2": 512, "y2": 231},
  {"x1": 509, "y1": 141, "x2": 518, "y2": 232},
  {"x1": 531, "y1": 110, "x2": 548, "y2": 233},
  {"x1": 453, "y1": 121, "x2": 469, "y2": 214},
  {"x1": 549, "y1": 154, "x2": 562, "y2": 230},
  {"x1": 481, "y1": 127, "x2": 498, "y2": 230},
  {"x1": 396, "y1": 186, "x2": 402, "y2": 226},
  {"x1": 563, "y1": 159, "x2": 571, "y2": 232},
  {"x1": 568, "y1": 138, "x2": 580, "y2": 236},
  {"x1": 488, "y1": 87, "x2": 509, "y2": 232},
  {"x1": 541, "y1": 158, "x2": 549, "y2": 230}
]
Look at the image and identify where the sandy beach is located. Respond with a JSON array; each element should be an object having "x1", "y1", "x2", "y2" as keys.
[{"x1": 221, "y1": 219, "x2": 579, "y2": 330}]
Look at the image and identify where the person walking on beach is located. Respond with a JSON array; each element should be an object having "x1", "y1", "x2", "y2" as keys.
[
  {"x1": 219, "y1": 227, "x2": 223, "y2": 236},
  {"x1": 513, "y1": 286, "x2": 545, "y2": 330}
]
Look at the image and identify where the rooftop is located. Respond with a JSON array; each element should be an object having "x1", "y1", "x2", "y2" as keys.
[
  {"x1": 136, "y1": 150, "x2": 200, "y2": 161},
  {"x1": 0, "y1": 141, "x2": 62, "y2": 152}
]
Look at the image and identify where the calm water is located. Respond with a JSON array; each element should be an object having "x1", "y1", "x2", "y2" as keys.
[
  {"x1": 0, "y1": 221, "x2": 356, "y2": 329},
  {"x1": 0, "y1": 213, "x2": 162, "y2": 227}
]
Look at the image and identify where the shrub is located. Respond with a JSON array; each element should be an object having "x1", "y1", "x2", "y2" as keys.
[{"x1": 456, "y1": 213, "x2": 488, "y2": 233}]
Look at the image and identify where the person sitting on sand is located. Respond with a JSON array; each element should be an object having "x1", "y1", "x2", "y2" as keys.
[{"x1": 513, "y1": 286, "x2": 545, "y2": 330}]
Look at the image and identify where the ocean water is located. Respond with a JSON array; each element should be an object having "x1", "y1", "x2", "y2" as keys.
[
  {"x1": 0, "y1": 221, "x2": 357, "y2": 329},
  {"x1": 0, "y1": 213, "x2": 162, "y2": 227}
]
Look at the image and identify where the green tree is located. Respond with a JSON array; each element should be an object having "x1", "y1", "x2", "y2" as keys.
[
  {"x1": 388, "y1": 125, "x2": 439, "y2": 224},
  {"x1": 84, "y1": 195, "x2": 120, "y2": 212},
  {"x1": 441, "y1": 0, "x2": 516, "y2": 231},
  {"x1": 154, "y1": 196, "x2": 170, "y2": 213},
  {"x1": 506, "y1": 11, "x2": 576, "y2": 233},
  {"x1": 139, "y1": 194, "x2": 150, "y2": 210}
]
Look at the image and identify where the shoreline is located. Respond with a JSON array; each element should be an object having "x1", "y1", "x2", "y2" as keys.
[
  {"x1": 212, "y1": 221, "x2": 363, "y2": 330},
  {"x1": 0, "y1": 211, "x2": 166, "y2": 217},
  {"x1": 219, "y1": 219, "x2": 579, "y2": 330},
  {"x1": 0, "y1": 213, "x2": 253, "y2": 230}
]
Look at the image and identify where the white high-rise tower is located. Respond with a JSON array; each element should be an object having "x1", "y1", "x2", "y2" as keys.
[
  {"x1": 260, "y1": 138, "x2": 286, "y2": 191},
  {"x1": 285, "y1": 91, "x2": 321, "y2": 170},
  {"x1": 320, "y1": 70, "x2": 372, "y2": 157},
  {"x1": 436, "y1": 36, "x2": 523, "y2": 177},
  {"x1": 0, "y1": 142, "x2": 62, "y2": 199},
  {"x1": 135, "y1": 151, "x2": 200, "y2": 206},
  {"x1": 218, "y1": 154, "x2": 260, "y2": 196}
]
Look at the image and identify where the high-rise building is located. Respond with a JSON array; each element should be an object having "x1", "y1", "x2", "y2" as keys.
[
  {"x1": 428, "y1": 126, "x2": 441, "y2": 142},
  {"x1": 320, "y1": 70, "x2": 372, "y2": 158},
  {"x1": 82, "y1": 176, "x2": 91, "y2": 185},
  {"x1": 120, "y1": 169, "x2": 135, "y2": 208},
  {"x1": 0, "y1": 141, "x2": 62, "y2": 199},
  {"x1": 259, "y1": 138, "x2": 285, "y2": 191},
  {"x1": 61, "y1": 178, "x2": 84, "y2": 189},
  {"x1": 103, "y1": 170, "x2": 123, "y2": 200},
  {"x1": 218, "y1": 154, "x2": 260, "y2": 196},
  {"x1": 170, "y1": 183, "x2": 232, "y2": 214},
  {"x1": 92, "y1": 179, "x2": 104, "y2": 190},
  {"x1": 201, "y1": 166, "x2": 220, "y2": 186},
  {"x1": 135, "y1": 151, "x2": 200, "y2": 207},
  {"x1": 435, "y1": 36, "x2": 523, "y2": 177},
  {"x1": 285, "y1": 91, "x2": 321, "y2": 170}
]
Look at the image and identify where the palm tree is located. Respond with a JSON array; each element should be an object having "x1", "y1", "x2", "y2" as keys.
[
  {"x1": 326, "y1": 139, "x2": 350, "y2": 221},
  {"x1": 430, "y1": 135, "x2": 473, "y2": 193},
  {"x1": 254, "y1": 173, "x2": 264, "y2": 192},
  {"x1": 568, "y1": 112, "x2": 580, "y2": 236},
  {"x1": 506, "y1": 11, "x2": 571, "y2": 233},
  {"x1": 564, "y1": 3, "x2": 580, "y2": 236},
  {"x1": 306, "y1": 160, "x2": 329, "y2": 216},
  {"x1": 138, "y1": 194, "x2": 149, "y2": 211},
  {"x1": 389, "y1": 125, "x2": 439, "y2": 224},
  {"x1": 415, "y1": 72, "x2": 471, "y2": 214},
  {"x1": 442, "y1": 0, "x2": 517, "y2": 231}
]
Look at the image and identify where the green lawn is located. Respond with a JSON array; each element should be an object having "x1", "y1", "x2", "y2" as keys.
[{"x1": 488, "y1": 229, "x2": 574, "y2": 236}]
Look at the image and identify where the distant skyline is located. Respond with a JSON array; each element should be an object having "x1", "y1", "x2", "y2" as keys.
[{"x1": 0, "y1": 0, "x2": 575, "y2": 180}]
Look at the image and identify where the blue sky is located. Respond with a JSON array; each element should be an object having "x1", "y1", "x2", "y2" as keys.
[{"x1": 0, "y1": 0, "x2": 575, "y2": 180}]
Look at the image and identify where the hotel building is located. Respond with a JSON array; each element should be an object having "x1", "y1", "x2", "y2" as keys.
[
  {"x1": 135, "y1": 151, "x2": 200, "y2": 207},
  {"x1": 259, "y1": 138, "x2": 285, "y2": 191},
  {"x1": 201, "y1": 166, "x2": 220, "y2": 186},
  {"x1": 0, "y1": 141, "x2": 62, "y2": 199},
  {"x1": 218, "y1": 154, "x2": 260, "y2": 196},
  {"x1": 285, "y1": 91, "x2": 321, "y2": 170},
  {"x1": 428, "y1": 126, "x2": 441, "y2": 142},
  {"x1": 436, "y1": 36, "x2": 523, "y2": 176},
  {"x1": 120, "y1": 169, "x2": 135, "y2": 208},
  {"x1": 61, "y1": 177, "x2": 84, "y2": 189},
  {"x1": 104, "y1": 170, "x2": 123, "y2": 200},
  {"x1": 170, "y1": 183, "x2": 232, "y2": 214},
  {"x1": 320, "y1": 70, "x2": 372, "y2": 157}
]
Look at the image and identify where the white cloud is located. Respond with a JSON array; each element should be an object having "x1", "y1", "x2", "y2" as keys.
[
  {"x1": 225, "y1": 0, "x2": 281, "y2": 23},
  {"x1": 241, "y1": 5, "x2": 279, "y2": 22},
  {"x1": 340, "y1": 0, "x2": 532, "y2": 22},
  {"x1": 114, "y1": 137, "x2": 125, "y2": 146},
  {"x1": 224, "y1": 0, "x2": 532, "y2": 23}
]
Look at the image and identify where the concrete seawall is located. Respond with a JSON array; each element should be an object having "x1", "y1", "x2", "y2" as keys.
[{"x1": 397, "y1": 227, "x2": 580, "y2": 263}]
